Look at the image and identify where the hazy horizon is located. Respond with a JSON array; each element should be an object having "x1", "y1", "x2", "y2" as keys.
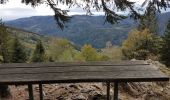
[
  {"x1": 1, "y1": 0, "x2": 170, "y2": 21},
  {"x1": 0, "y1": 0, "x2": 145, "y2": 21}
]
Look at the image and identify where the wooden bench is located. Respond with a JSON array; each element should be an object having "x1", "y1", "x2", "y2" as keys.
[{"x1": 0, "y1": 61, "x2": 169, "y2": 100}]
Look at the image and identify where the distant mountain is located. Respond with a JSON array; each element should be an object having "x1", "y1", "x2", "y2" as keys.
[{"x1": 5, "y1": 12, "x2": 170, "y2": 48}]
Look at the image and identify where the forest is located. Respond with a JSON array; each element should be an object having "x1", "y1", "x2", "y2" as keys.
[
  {"x1": 1, "y1": 7, "x2": 170, "y2": 66},
  {"x1": 1, "y1": 10, "x2": 170, "y2": 65},
  {"x1": 0, "y1": 13, "x2": 170, "y2": 99}
]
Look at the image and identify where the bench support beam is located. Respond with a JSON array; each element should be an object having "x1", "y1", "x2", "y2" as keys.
[
  {"x1": 28, "y1": 84, "x2": 34, "y2": 100},
  {"x1": 107, "y1": 82, "x2": 110, "y2": 100},
  {"x1": 114, "y1": 82, "x2": 119, "y2": 100},
  {"x1": 39, "y1": 83, "x2": 43, "y2": 100}
]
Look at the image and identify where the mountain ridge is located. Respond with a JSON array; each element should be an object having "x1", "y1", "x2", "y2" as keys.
[{"x1": 5, "y1": 12, "x2": 170, "y2": 48}]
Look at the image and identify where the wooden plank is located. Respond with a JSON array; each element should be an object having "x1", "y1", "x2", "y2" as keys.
[
  {"x1": 0, "y1": 65, "x2": 157, "y2": 74},
  {"x1": 0, "y1": 70, "x2": 168, "y2": 85},
  {"x1": 0, "y1": 61, "x2": 148, "y2": 68},
  {"x1": 0, "y1": 70, "x2": 166, "y2": 79},
  {"x1": 0, "y1": 63, "x2": 151, "y2": 69},
  {"x1": 0, "y1": 61, "x2": 168, "y2": 100},
  {"x1": 0, "y1": 61, "x2": 168, "y2": 85}
]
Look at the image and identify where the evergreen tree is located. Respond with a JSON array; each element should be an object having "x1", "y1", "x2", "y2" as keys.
[
  {"x1": 160, "y1": 20, "x2": 170, "y2": 67},
  {"x1": 138, "y1": 2, "x2": 158, "y2": 34},
  {"x1": 0, "y1": 20, "x2": 10, "y2": 63},
  {"x1": 122, "y1": 29, "x2": 162, "y2": 60},
  {"x1": 11, "y1": 37, "x2": 27, "y2": 63},
  {"x1": 31, "y1": 40, "x2": 45, "y2": 62},
  {"x1": 0, "y1": 20, "x2": 10, "y2": 98}
]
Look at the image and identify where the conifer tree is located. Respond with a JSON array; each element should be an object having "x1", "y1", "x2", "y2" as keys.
[
  {"x1": 31, "y1": 40, "x2": 45, "y2": 62},
  {"x1": 122, "y1": 29, "x2": 162, "y2": 60},
  {"x1": 0, "y1": 20, "x2": 10, "y2": 63},
  {"x1": 138, "y1": 2, "x2": 158, "y2": 34},
  {"x1": 160, "y1": 20, "x2": 170, "y2": 67},
  {"x1": 0, "y1": 20, "x2": 10, "y2": 98},
  {"x1": 11, "y1": 37, "x2": 27, "y2": 63}
]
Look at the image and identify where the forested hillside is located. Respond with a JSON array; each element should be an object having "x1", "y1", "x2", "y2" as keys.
[
  {"x1": 6, "y1": 12, "x2": 170, "y2": 48},
  {"x1": 3, "y1": 26, "x2": 111, "y2": 63},
  {"x1": 7, "y1": 26, "x2": 48, "y2": 50},
  {"x1": 6, "y1": 15, "x2": 135, "y2": 48}
]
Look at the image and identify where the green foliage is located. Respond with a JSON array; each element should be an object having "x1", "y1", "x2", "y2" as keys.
[
  {"x1": 96, "y1": 54, "x2": 110, "y2": 61},
  {"x1": 73, "y1": 44, "x2": 110, "y2": 62},
  {"x1": 58, "y1": 49, "x2": 74, "y2": 62},
  {"x1": 7, "y1": 26, "x2": 48, "y2": 48},
  {"x1": 81, "y1": 44, "x2": 98, "y2": 61},
  {"x1": 31, "y1": 40, "x2": 46, "y2": 62},
  {"x1": 138, "y1": 2, "x2": 158, "y2": 34},
  {"x1": 101, "y1": 46, "x2": 123, "y2": 61},
  {"x1": 0, "y1": 20, "x2": 11, "y2": 98},
  {"x1": 0, "y1": 20, "x2": 10, "y2": 63},
  {"x1": 122, "y1": 29, "x2": 162, "y2": 60},
  {"x1": 160, "y1": 20, "x2": 170, "y2": 67},
  {"x1": 73, "y1": 52, "x2": 86, "y2": 62},
  {"x1": 10, "y1": 37, "x2": 27, "y2": 63},
  {"x1": 49, "y1": 38, "x2": 75, "y2": 61},
  {"x1": 49, "y1": 38, "x2": 109, "y2": 62}
]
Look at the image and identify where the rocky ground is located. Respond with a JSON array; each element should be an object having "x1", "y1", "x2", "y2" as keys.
[{"x1": 1, "y1": 60, "x2": 170, "y2": 100}]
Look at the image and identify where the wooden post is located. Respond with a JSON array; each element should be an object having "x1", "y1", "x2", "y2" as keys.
[
  {"x1": 107, "y1": 82, "x2": 110, "y2": 100},
  {"x1": 28, "y1": 84, "x2": 34, "y2": 100},
  {"x1": 114, "y1": 82, "x2": 119, "y2": 100},
  {"x1": 39, "y1": 83, "x2": 43, "y2": 100}
]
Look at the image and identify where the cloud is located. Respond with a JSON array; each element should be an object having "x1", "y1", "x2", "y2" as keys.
[
  {"x1": 0, "y1": 7, "x2": 38, "y2": 20},
  {"x1": 0, "y1": 0, "x2": 54, "y2": 20},
  {"x1": 0, "y1": 0, "x2": 169, "y2": 21}
]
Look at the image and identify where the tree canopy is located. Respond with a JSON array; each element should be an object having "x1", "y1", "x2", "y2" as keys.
[
  {"x1": 138, "y1": 2, "x2": 158, "y2": 34},
  {"x1": 0, "y1": 20, "x2": 10, "y2": 63},
  {"x1": 11, "y1": 37, "x2": 27, "y2": 63},
  {"x1": 31, "y1": 40, "x2": 46, "y2": 62},
  {"x1": 1, "y1": 0, "x2": 170, "y2": 29},
  {"x1": 81, "y1": 44, "x2": 98, "y2": 61},
  {"x1": 160, "y1": 20, "x2": 170, "y2": 67},
  {"x1": 0, "y1": 20, "x2": 11, "y2": 98},
  {"x1": 122, "y1": 29, "x2": 162, "y2": 60}
]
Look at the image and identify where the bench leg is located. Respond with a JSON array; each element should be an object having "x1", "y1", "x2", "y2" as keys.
[
  {"x1": 28, "y1": 84, "x2": 34, "y2": 100},
  {"x1": 39, "y1": 83, "x2": 43, "y2": 100},
  {"x1": 114, "y1": 82, "x2": 119, "y2": 100},
  {"x1": 107, "y1": 82, "x2": 110, "y2": 100}
]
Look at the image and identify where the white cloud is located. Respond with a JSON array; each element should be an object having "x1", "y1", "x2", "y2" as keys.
[
  {"x1": 0, "y1": 0, "x2": 54, "y2": 20},
  {"x1": 0, "y1": 8, "x2": 37, "y2": 20},
  {"x1": 0, "y1": 0, "x2": 169, "y2": 21}
]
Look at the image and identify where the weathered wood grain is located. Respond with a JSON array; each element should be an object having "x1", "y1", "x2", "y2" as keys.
[
  {"x1": 0, "y1": 65, "x2": 157, "y2": 74},
  {"x1": 0, "y1": 61, "x2": 168, "y2": 85},
  {"x1": 0, "y1": 61, "x2": 148, "y2": 68}
]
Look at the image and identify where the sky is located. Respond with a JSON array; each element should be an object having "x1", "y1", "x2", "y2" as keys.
[{"x1": 0, "y1": 0, "x2": 169, "y2": 21}]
